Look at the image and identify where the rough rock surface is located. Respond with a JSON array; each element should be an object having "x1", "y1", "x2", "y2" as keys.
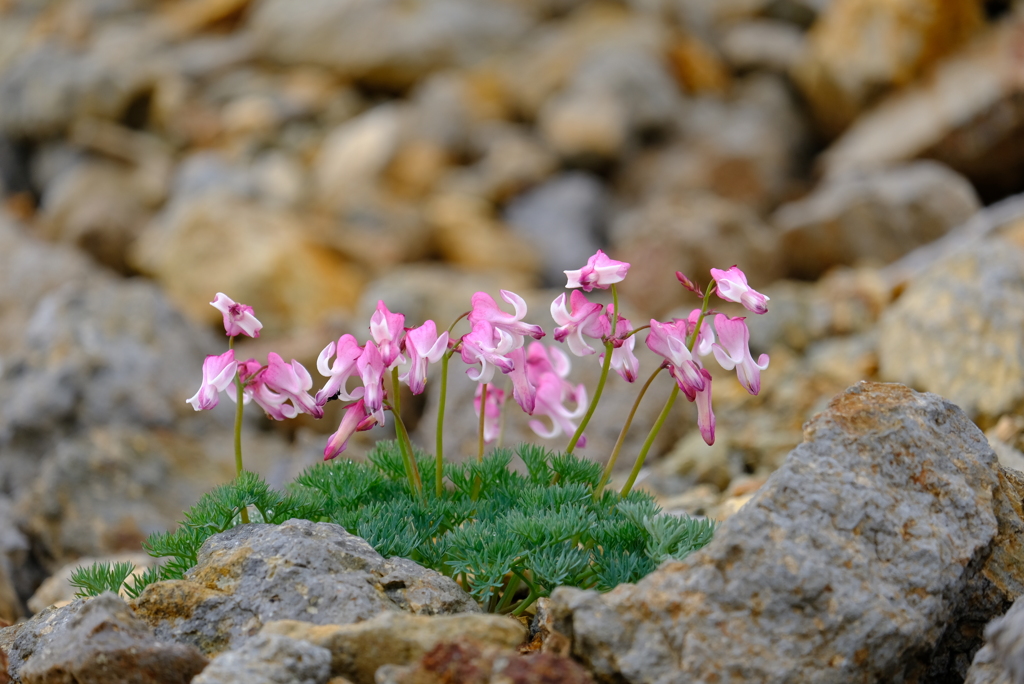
[
  {"x1": 550, "y1": 382, "x2": 1017, "y2": 683},
  {"x1": 878, "y1": 239, "x2": 1024, "y2": 419},
  {"x1": 376, "y1": 639, "x2": 594, "y2": 684},
  {"x1": 774, "y1": 161, "x2": 980, "y2": 279},
  {"x1": 966, "y1": 596, "x2": 1024, "y2": 684},
  {"x1": 262, "y1": 612, "x2": 526, "y2": 684},
  {"x1": 5, "y1": 593, "x2": 207, "y2": 684},
  {"x1": 131, "y1": 519, "x2": 478, "y2": 655},
  {"x1": 191, "y1": 633, "x2": 332, "y2": 684}
]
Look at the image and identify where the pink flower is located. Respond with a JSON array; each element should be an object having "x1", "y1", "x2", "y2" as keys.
[
  {"x1": 505, "y1": 347, "x2": 536, "y2": 415},
  {"x1": 601, "y1": 311, "x2": 639, "y2": 382},
  {"x1": 369, "y1": 301, "x2": 406, "y2": 369},
  {"x1": 460, "y1": 320, "x2": 515, "y2": 384},
  {"x1": 324, "y1": 399, "x2": 378, "y2": 460},
  {"x1": 693, "y1": 369, "x2": 715, "y2": 445},
  {"x1": 316, "y1": 334, "x2": 364, "y2": 406},
  {"x1": 646, "y1": 319, "x2": 707, "y2": 399},
  {"x1": 528, "y1": 373, "x2": 589, "y2": 448},
  {"x1": 474, "y1": 385, "x2": 506, "y2": 445},
  {"x1": 237, "y1": 360, "x2": 296, "y2": 420},
  {"x1": 564, "y1": 249, "x2": 630, "y2": 292},
  {"x1": 211, "y1": 293, "x2": 262, "y2": 338},
  {"x1": 401, "y1": 321, "x2": 449, "y2": 395},
  {"x1": 357, "y1": 342, "x2": 387, "y2": 423},
  {"x1": 186, "y1": 350, "x2": 237, "y2": 411},
  {"x1": 711, "y1": 314, "x2": 769, "y2": 395},
  {"x1": 551, "y1": 290, "x2": 608, "y2": 357},
  {"x1": 262, "y1": 353, "x2": 324, "y2": 419},
  {"x1": 468, "y1": 291, "x2": 545, "y2": 349},
  {"x1": 710, "y1": 266, "x2": 769, "y2": 315}
]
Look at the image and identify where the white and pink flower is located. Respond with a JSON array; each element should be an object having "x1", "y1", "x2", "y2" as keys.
[
  {"x1": 564, "y1": 250, "x2": 630, "y2": 292},
  {"x1": 711, "y1": 314, "x2": 769, "y2": 395},
  {"x1": 710, "y1": 266, "x2": 769, "y2": 315},
  {"x1": 211, "y1": 293, "x2": 262, "y2": 338},
  {"x1": 186, "y1": 350, "x2": 238, "y2": 411},
  {"x1": 401, "y1": 321, "x2": 449, "y2": 396}
]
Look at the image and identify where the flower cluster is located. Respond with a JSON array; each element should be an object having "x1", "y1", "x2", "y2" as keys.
[{"x1": 187, "y1": 251, "x2": 770, "y2": 491}]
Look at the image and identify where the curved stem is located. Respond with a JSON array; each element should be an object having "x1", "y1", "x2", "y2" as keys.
[
  {"x1": 595, "y1": 364, "x2": 665, "y2": 498},
  {"x1": 436, "y1": 352, "x2": 451, "y2": 498},
  {"x1": 477, "y1": 383, "x2": 488, "y2": 463},
  {"x1": 620, "y1": 384, "x2": 679, "y2": 498},
  {"x1": 621, "y1": 324, "x2": 651, "y2": 340},
  {"x1": 391, "y1": 367, "x2": 422, "y2": 495}
]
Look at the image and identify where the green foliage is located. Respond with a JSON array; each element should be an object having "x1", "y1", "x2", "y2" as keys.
[{"x1": 70, "y1": 441, "x2": 716, "y2": 615}]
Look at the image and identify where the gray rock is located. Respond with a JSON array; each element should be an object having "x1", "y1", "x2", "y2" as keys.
[
  {"x1": 0, "y1": 497, "x2": 29, "y2": 623},
  {"x1": 774, "y1": 161, "x2": 980, "y2": 279},
  {"x1": 191, "y1": 634, "x2": 331, "y2": 684},
  {"x1": 504, "y1": 173, "x2": 606, "y2": 287},
  {"x1": 539, "y1": 43, "x2": 682, "y2": 160},
  {"x1": 131, "y1": 520, "x2": 477, "y2": 655},
  {"x1": 5, "y1": 593, "x2": 207, "y2": 684},
  {"x1": 249, "y1": 0, "x2": 532, "y2": 88},
  {"x1": 878, "y1": 239, "x2": 1024, "y2": 419},
  {"x1": 550, "y1": 382, "x2": 1013, "y2": 682},
  {"x1": 0, "y1": 20, "x2": 164, "y2": 138}
]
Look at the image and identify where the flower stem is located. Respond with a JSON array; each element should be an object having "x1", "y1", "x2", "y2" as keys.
[
  {"x1": 228, "y1": 336, "x2": 249, "y2": 523},
  {"x1": 477, "y1": 383, "x2": 488, "y2": 463},
  {"x1": 620, "y1": 384, "x2": 678, "y2": 498},
  {"x1": 436, "y1": 352, "x2": 451, "y2": 497},
  {"x1": 565, "y1": 284, "x2": 620, "y2": 455},
  {"x1": 391, "y1": 367, "x2": 422, "y2": 495},
  {"x1": 595, "y1": 364, "x2": 664, "y2": 498}
]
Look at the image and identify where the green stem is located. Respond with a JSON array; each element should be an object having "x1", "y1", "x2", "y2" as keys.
[
  {"x1": 620, "y1": 384, "x2": 679, "y2": 498},
  {"x1": 477, "y1": 383, "x2": 488, "y2": 463},
  {"x1": 228, "y1": 336, "x2": 249, "y2": 524},
  {"x1": 495, "y1": 573, "x2": 521, "y2": 614},
  {"x1": 436, "y1": 352, "x2": 451, "y2": 498},
  {"x1": 391, "y1": 367, "x2": 422, "y2": 495},
  {"x1": 565, "y1": 284, "x2": 620, "y2": 455},
  {"x1": 595, "y1": 364, "x2": 665, "y2": 498}
]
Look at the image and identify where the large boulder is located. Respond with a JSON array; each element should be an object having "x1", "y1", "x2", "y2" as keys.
[
  {"x1": 550, "y1": 382, "x2": 1024, "y2": 682},
  {"x1": 131, "y1": 519, "x2": 478, "y2": 655},
  {"x1": 878, "y1": 238, "x2": 1024, "y2": 420}
]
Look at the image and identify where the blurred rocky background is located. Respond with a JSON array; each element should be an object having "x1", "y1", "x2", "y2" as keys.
[{"x1": 2, "y1": 0, "x2": 1024, "y2": 624}]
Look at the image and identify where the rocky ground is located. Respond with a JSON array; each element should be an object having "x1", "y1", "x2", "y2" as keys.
[{"x1": 3, "y1": 0, "x2": 1024, "y2": 681}]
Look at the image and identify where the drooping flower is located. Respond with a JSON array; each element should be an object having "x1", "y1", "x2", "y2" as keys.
[
  {"x1": 645, "y1": 319, "x2": 706, "y2": 399},
  {"x1": 505, "y1": 347, "x2": 535, "y2": 415},
  {"x1": 357, "y1": 342, "x2": 387, "y2": 423},
  {"x1": 551, "y1": 290, "x2": 608, "y2": 357},
  {"x1": 468, "y1": 291, "x2": 545, "y2": 349},
  {"x1": 186, "y1": 350, "x2": 237, "y2": 411},
  {"x1": 315, "y1": 334, "x2": 364, "y2": 406},
  {"x1": 369, "y1": 301, "x2": 406, "y2": 369},
  {"x1": 261, "y1": 353, "x2": 324, "y2": 419},
  {"x1": 460, "y1": 320, "x2": 516, "y2": 384},
  {"x1": 528, "y1": 372, "x2": 589, "y2": 448},
  {"x1": 693, "y1": 369, "x2": 715, "y2": 445},
  {"x1": 710, "y1": 266, "x2": 769, "y2": 315},
  {"x1": 401, "y1": 321, "x2": 449, "y2": 395},
  {"x1": 711, "y1": 314, "x2": 769, "y2": 395},
  {"x1": 211, "y1": 293, "x2": 262, "y2": 338},
  {"x1": 564, "y1": 249, "x2": 630, "y2": 292},
  {"x1": 323, "y1": 399, "x2": 378, "y2": 460},
  {"x1": 474, "y1": 385, "x2": 506, "y2": 445},
  {"x1": 602, "y1": 311, "x2": 639, "y2": 382},
  {"x1": 237, "y1": 359, "x2": 297, "y2": 421}
]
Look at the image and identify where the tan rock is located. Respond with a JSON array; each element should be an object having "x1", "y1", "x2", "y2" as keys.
[
  {"x1": 821, "y1": 12, "x2": 1024, "y2": 197},
  {"x1": 667, "y1": 35, "x2": 731, "y2": 95},
  {"x1": 262, "y1": 612, "x2": 526, "y2": 684},
  {"x1": 130, "y1": 193, "x2": 364, "y2": 334},
  {"x1": 793, "y1": 0, "x2": 984, "y2": 136},
  {"x1": 657, "y1": 431, "x2": 734, "y2": 492},
  {"x1": 425, "y1": 193, "x2": 539, "y2": 278}
]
